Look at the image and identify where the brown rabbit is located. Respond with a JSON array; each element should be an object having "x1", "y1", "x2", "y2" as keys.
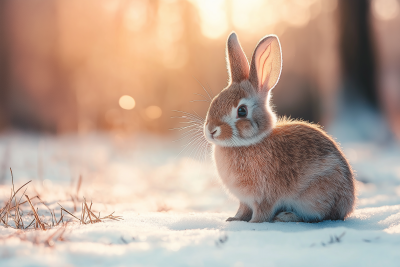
[{"x1": 203, "y1": 32, "x2": 356, "y2": 223}]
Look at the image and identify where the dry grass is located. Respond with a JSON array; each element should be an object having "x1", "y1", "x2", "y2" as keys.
[
  {"x1": 69, "y1": 175, "x2": 82, "y2": 212},
  {"x1": 58, "y1": 196, "x2": 122, "y2": 225},
  {"x1": 156, "y1": 202, "x2": 172, "y2": 212},
  {"x1": 0, "y1": 223, "x2": 69, "y2": 248},
  {"x1": 0, "y1": 168, "x2": 122, "y2": 231}
]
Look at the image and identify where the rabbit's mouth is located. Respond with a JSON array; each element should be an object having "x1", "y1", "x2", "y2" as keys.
[
  {"x1": 209, "y1": 127, "x2": 220, "y2": 139},
  {"x1": 204, "y1": 124, "x2": 221, "y2": 143}
]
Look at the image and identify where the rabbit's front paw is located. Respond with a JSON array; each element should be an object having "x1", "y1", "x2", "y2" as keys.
[
  {"x1": 248, "y1": 218, "x2": 263, "y2": 223},
  {"x1": 226, "y1": 217, "x2": 241, "y2": 222}
]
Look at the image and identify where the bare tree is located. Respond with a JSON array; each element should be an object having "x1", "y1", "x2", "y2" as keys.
[{"x1": 338, "y1": 0, "x2": 379, "y2": 110}]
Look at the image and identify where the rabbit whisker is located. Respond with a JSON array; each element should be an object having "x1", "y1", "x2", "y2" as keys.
[
  {"x1": 173, "y1": 129, "x2": 203, "y2": 142},
  {"x1": 172, "y1": 110, "x2": 204, "y2": 124},
  {"x1": 192, "y1": 77, "x2": 213, "y2": 101},
  {"x1": 205, "y1": 81, "x2": 215, "y2": 99},
  {"x1": 193, "y1": 93, "x2": 211, "y2": 102},
  {"x1": 172, "y1": 119, "x2": 203, "y2": 126},
  {"x1": 191, "y1": 137, "x2": 206, "y2": 162},
  {"x1": 195, "y1": 137, "x2": 209, "y2": 163},
  {"x1": 176, "y1": 133, "x2": 205, "y2": 159},
  {"x1": 192, "y1": 110, "x2": 205, "y2": 121},
  {"x1": 169, "y1": 124, "x2": 202, "y2": 131},
  {"x1": 171, "y1": 115, "x2": 203, "y2": 124},
  {"x1": 177, "y1": 121, "x2": 203, "y2": 125},
  {"x1": 200, "y1": 140, "x2": 211, "y2": 162}
]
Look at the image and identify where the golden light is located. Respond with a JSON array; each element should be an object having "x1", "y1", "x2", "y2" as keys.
[
  {"x1": 232, "y1": 0, "x2": 279, "y2": 32},
  {"x1": 119, "y1": 95, "x2": 136, "y2": 110},
  {"x1": 101, "y1": 0, "x2": 119, "y2": 14},
  {"x1": 190, "y1": 0, "x2": 228, "y2": 39},
  {"x1": 156, "y1": 1, "x2": 187, "y2": 68},
  {"x1": 372, "y1": 0, "x2": 399, "y2": 20},
  {"x1": 124, "y1": 0, "x2": 148, "y2": 32},
  {"x1": 282, "y1": 2, "x2": 311, "y2": 28},
  {"x1": 157, "y1": 0, "x2": 184, "y2": 45},
  {"x1": 145, "y1": 106, "x2": 162, "y2": 119},
  {"x1": 162, "y1": 44, "x2": 188, "y2": 69},
  {"x1": 323, "y1": 0, "x2": 338, "y2": 12}
]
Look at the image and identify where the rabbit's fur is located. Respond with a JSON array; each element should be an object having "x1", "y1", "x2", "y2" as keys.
[{"x1": 204, "y1": 33, "x2": 356, "y2": 223}]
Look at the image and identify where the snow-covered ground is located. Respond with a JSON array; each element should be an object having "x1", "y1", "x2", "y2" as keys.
[{"x1": 0, "y1": 132, "x2": 400, "y2": 266}]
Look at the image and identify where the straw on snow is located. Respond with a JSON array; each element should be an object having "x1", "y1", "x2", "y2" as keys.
[{"x1": 0, "y1": 168, "x2": 122, "y2": 232}]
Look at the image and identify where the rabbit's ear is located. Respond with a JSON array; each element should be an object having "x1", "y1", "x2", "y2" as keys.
[
  {"x1": 226, "y1": 32, "x2": 250, "y2": 84},
  {"x1": 249, "y1": 35, "x2": 282, "y2": 93}
]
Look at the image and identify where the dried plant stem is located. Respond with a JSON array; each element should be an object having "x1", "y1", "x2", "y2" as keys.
[
  {"x1": 25, "y1": 195, "x2": 45, "y2": 231},
  {"x1": 0, "y1": 180, "x2": 32, "y2": 222},
  {"x1": 57, "y1": 203, "x2": 81, "y2": 222},
  {"x1": 1, "y1": 171, "x2": 122, "y2": 232},
  {"x1": 76, "y1": 175, "x2": 82, "y2": 196},
  {"x1": 25, "y1": 218, "x2": 36, "y2": 229}
]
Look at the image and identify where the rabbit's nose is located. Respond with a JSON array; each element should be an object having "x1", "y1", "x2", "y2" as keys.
[{"x1": 211, "y1": 130, "x2": 217, "y2": 138}]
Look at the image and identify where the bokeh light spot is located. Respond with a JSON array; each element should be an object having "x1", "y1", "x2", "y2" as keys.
[
  {"x1": 124, "y1": 0, "x2": 148, "y2": 32},
  {"x1": 373, "y1": 0, "x2": 399, "y2": 20},
  {"x1": 119, "y1": 95, "x2": 136, "y2": 110},
  {"x1": 145, "y1": 106, "x2": 162, "y2": 119}
]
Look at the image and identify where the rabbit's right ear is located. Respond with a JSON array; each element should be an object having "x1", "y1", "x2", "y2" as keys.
[
  {"x1": 249, "y1": 35, "x2": 282, "y2": 93},
  {"x1": 226, "y1": 32, "x2": 250, "y2": 84}
]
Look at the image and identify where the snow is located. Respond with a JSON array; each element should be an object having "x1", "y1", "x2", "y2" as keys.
[{"x1": 1, "y1": 132, "x2": 400, "y2": 266}]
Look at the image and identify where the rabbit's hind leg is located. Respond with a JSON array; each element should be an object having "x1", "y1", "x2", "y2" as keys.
[
  {"x1": 273, "y1": 212, "x2": 303, "y2": 222},
  {"x1": 297, "y1": 170, "x2": 355, "y2": 222}
]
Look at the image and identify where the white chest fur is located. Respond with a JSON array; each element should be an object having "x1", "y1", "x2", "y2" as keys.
[{"x1": 213, "y1": 146, "x2": 256, "y2": 204}]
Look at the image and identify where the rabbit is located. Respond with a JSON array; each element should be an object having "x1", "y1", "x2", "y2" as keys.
[{"x1": 203, "y1": 32, "x2": 356, "y2": 223}]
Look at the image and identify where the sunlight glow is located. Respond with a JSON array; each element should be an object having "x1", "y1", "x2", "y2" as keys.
[
  {"x1": 102, "y1": 0, "x2": 120, "y2": 14},
  {"x1": 282, "y1": 2, "x2": 311, "y2": 27},
  {"x1": 162, "y1": 44, "x2": 188, "y2": 69},
  {"x1": 157, "y1": 1, "x2": 184, "y2": 45},
  {"x1": 190, "y1": 0, "x2": 228, "y2": 39},
  {"x1": 372, "y1": 0, "x2": 400, "y2": 20},
  {"x1": 232, "y1": 0, "x2": 279, "y2": 32},
  {"x1": 323, "y1": 0, "x2": 338, "y2": 12},
  {"x1": 124, "y1": 0, "x2": 148, "y2": 32},
  {"x1": 119, "y1": 95, "x2": 136, "y2": 110},
  {"x1": 157, "y1": 1, "x2": 187, "y2": 68},
  {"x1": 145, "y1": 106, "x2": 162, "y2": 119},
  {"x1": 192, "y1": 0, "x2": 328, "y2": 38}
]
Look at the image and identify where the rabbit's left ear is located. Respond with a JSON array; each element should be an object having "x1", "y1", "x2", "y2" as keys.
[
  {"x1": 249, "y1": 35, "x2": 282, "y2": 93},
  {"x1": 226, "y1": 32, "x2": 250, "y2": 84}
]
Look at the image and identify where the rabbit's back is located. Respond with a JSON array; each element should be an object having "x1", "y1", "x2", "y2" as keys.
[{"x1": 269, "y1": 118, "x2": 354, "y2": 189}]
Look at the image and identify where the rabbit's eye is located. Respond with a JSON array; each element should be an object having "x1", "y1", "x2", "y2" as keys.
[{"x1": 237, "y1": 105, "x2": 247, "y2": 118}]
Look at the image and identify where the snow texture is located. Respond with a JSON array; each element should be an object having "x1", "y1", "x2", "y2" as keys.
[{"x1": 0, "y1": 132, "x2": 400, "y2": 266}]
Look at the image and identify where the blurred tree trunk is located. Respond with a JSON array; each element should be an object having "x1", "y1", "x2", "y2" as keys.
[
  {"x1": 4, "y1": 1, "x2": 78, "y2": 133},
  {"x1": 338, "y1": 0, "x2": 379, "y2": 110},
  {"x1": 0, "y1": 0, "x2": 9, "y2": 129}
]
